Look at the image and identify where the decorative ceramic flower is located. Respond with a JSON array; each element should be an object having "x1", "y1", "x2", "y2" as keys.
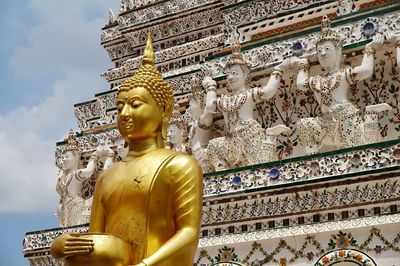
[
  {"x1": 338, "y1": 250, "x2": 346, "y2": 257},
  {"x1": 322, "y1": 256, "x2": 330, "y2": 264}
]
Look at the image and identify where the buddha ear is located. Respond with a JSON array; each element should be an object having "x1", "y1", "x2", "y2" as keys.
[{"x1": 161, "y1": 116, "x2": 169, "y2": 140}]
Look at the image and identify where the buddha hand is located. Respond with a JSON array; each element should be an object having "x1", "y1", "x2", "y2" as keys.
[{"x1": 50, "y1": 233, "x2": 94, "y2": 259}]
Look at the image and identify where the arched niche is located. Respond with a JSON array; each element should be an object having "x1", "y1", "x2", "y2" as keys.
[{"x1": 314, "y1": 249, "x2": 377, "y2": 266}]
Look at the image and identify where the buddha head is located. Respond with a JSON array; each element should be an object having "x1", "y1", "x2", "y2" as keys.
[
  {"x1": 224, "y1": 37, "x2": 251, "y2": 92},
  {"x1": 116, "y1": 33, "x2": 174, "y2": 145},
  {"x1": 316, "y1": 15, "x2": 343, "y2": 72}
]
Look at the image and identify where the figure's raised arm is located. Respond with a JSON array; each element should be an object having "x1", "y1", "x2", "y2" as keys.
[
  {"x1": 351, "y1": 34, "x2": 384, "y2": 82},
  {"x1": 253, "y1": 59, "x2": 291, "y2": 102},
  {"x1": 199, "y1": 76, "x2": 217, "y2": 128},
  {"x1": 294, "y1": 58, "x2": 310, "y2": 91},
  {"x1": 102, "y1": 146, "x2": 116, "y2": 170},
  {"x1": 397, "y1": 39, "x2": 400, "y2": 68},
  {"x1": 79, "y1": 146, "x2": 105, "y2": 178},
  {"x1": 393, "y1": 33, "x2": 400, "y2": 69}
]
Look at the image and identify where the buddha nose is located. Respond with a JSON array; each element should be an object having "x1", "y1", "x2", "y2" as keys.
[{"x1": 120, "y1": 105, "x2": 132, "y2": 120}]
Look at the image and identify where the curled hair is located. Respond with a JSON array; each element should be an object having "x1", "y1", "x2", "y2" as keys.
[{"x1": 118, "y1": 65, "x2": 174, "y2": 117}]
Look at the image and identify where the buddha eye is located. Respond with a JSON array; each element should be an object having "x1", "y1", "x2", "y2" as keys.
[{"x1": 132, "y1": 102, "x2": 142, "y2": 109}]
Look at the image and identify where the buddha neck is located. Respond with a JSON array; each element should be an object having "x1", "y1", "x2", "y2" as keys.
[{"x1": 126, "y1": 137, "x2": 159, "y2": 159}]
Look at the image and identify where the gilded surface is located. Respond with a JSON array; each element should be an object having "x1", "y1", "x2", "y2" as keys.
[{"x1": 50, "y1": 33, "x2": 203, "y2": 266}]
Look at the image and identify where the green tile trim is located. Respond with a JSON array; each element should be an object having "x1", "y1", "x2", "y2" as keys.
[
  {"x1": 204, "y1": 139, "x2": 400, "y2": 177},
  {"x1": 204, "y1": 166, "x2": 400, "y2": 200}
]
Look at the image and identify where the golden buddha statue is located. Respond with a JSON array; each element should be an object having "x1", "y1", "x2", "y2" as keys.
[{"x1": 50, "y1": 33, "x2": 203, "y2": 266}]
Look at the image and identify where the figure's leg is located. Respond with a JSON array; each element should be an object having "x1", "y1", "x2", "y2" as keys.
[
  {"x1": 56, "y1": 202, "x2": 64, "y2": 227},
  {"x1": 296, "y1": 118, "x2": 323, "y2": 154},
  {"x1": 240, "y1": 123, "x2": 268, "y2": 165},
  {"x1": 207, "y1": 138, "x2": 229, "y2": 171},
  {"x1": 193, "y1": 147, "x2": 212, "y2": 173},
  {"x1": 261, "y1": 125, "x2": 291, "y2": 162},
  {"x1": 337, "y1": 113, "x2": 363, "y2": 147},
  {"x1": 363, "y1": 103, "x2": 392, "y2": 144}
]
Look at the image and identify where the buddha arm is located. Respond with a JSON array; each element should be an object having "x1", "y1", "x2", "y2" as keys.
[
  {"x1": 142, "y1": 155, "x2": 203, "y2": 266},
  {"x1": 88, "y1": 174, "x2": 106, "y2": 232}
]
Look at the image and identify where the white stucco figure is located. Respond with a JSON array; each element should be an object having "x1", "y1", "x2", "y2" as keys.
[
  {"x1": 102, "y1": 137, "x2": 129, "y2": 170},
  {"x1": 187, "y1": 86, "x2": 213, "y2": 173},
  {"x1": 294, "y1": 15, "x2": 391, "y2": 154},
  {"x1": 167, "y1": 106, "x2": 189, "y2": 153},
  {"x1": 398, "y1": 38, "x2": 400, "y2": 69},
  {"x1": 201, "y1": 38, "x2": 290, "y2": 171},
  {"x1": 56, "y1": 130, "x2": 104, "y2": 227},
  {"x1": 393, "y1": 32, "x2": 400, "y2": 69},
  {"x1": 336, "y1": 0, "x2": 356, "y2": 16}
]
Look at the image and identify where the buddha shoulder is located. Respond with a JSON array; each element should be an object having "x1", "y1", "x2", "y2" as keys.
[{"x1": 163, "y1": 150, "x2": 202, "y2": 175}]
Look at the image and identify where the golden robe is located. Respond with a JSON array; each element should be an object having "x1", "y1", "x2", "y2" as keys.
[{"x1": 89, "y1": 148, "x2": 203, "y2": 266}]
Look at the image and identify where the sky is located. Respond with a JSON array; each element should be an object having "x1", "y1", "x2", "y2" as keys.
[{"x1": 0, "y1": 0, "x2": 119, "y2": 265}]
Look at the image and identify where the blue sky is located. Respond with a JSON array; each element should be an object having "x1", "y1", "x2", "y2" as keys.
[{"x1": 0, "y1": 0, "x2": 119, "y2": 265}]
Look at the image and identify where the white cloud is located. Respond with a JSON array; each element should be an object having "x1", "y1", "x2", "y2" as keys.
[
  {"x1": 0, "y1": 0, "x2": 119, "y2": 213},
  {"x1": 0, "y1": 69, "x2": 106, "y2": 213},
  {"x1": 9, "y1": 0, "x2": 114, "y2": 79}
]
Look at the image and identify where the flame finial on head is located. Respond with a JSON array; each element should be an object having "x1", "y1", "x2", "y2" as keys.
[
  {"x1": 224, "y1": 35, "x2": 251, "y2": 70},
  {"x1": 65, "y1": 129, "x2": 80, "y2": 152},
  {"x1": 117, "y1": 32, "x2": 174, "y2": 116},
  {"x1": 142, "y1": 32, "x2": 155, "y2": 66},
  {"x1": 316, "y1": 15, "x2": 343, "y2": 48},
  {"x1": 321, "y1": 14, "x2": 331, "y2": 29}
]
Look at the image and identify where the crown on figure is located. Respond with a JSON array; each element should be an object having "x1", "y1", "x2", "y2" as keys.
[
  {"x1": 224, "y1": 36, "x2": 251, "y2": 70},
  {"x1": 118, "y1": 32, "x2": 174, "y2": 117},
  {"x1": 316, "y1": 15, "x2": 343, "y2": 48},
  {"x1": 65, "y1": 129, "x2": 80, "y2": 153}
]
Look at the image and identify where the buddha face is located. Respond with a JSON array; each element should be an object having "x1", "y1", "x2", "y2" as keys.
[
  {"x1": 167, "y1": 124, "x2": 184, "y2": 146},
  {"x1": 63, "y1": 151, "x2": 79, "y2": 171},
  {"x1": 117, "y1": 87, "x2": 163, "y2": 143},
  {"x1": 317, "y1": 40, "x2": 341, "y2": 71},
  {"x1": 226, "y1": 64, "x2": 247, "y2": 91}
]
